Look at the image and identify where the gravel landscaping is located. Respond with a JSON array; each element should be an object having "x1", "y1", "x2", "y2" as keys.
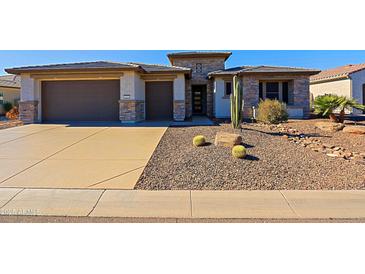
[
  {"x1": 135, "y1": 119, "x2": 365, "y2": 190},
  {"x1": 0, "y1": 118, "x2": 23, "y2": 130},
  {"x1": 289, "y1": 119, "x2": 365, "y2": 153}
]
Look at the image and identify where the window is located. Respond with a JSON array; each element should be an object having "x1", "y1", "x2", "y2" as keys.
[
  {"x1": 282, "y1": 82, "x2": 289, "y2": 104},
  {"x1": 196, "y1": 63, "x2": 202, "y2": 73},
  {"x1": 0, "y1": 92, "x2": 3, "y2": 104},
  {"x1": 260, "y1": 81, "x2": 290, "y2": 103},
  {"x1": 265, "y1": 82, "x2": 279, "y2": 100},
  {"x1": 259, "y1": 82, "x2": 263, "y2": 99},
  {"x1": 225, "y1": 81, "x2": 232, "y2": 96}
]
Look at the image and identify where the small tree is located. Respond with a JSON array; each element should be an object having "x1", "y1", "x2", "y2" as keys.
[{"x1": 230, "y1": 75, "x2": 243, "y2": 129}]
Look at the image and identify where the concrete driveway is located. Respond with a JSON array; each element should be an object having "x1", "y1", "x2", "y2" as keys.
[{"x1": 0, "y1": 124, "x2": 166, "y2": 189}]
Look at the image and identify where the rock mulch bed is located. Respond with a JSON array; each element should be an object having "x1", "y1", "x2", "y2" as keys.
[
  {"x1": 135, "y1": 122, "x2": 365, "y2": 190},
  {"x1": 288, "y1": 119, "x2": 365, "y2": 155},
  {"x1": 257, "y1": 122, "x2": 365, "y2": 164},
  {"x1": 0, "y1": 119, "x2": 23, "y2": 130}
]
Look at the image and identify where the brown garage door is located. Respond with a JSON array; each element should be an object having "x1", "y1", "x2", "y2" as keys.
[
  {"x1": 42, "y1": 80, "x2": 120, "y2": 122},
  {"x1": 145, "y1": 81, "x2": 173, "y2": 120}
]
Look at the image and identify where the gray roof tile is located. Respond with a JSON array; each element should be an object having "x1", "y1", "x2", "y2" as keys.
[
  {"x1": 5, "y1": 61, "x2": 139, "y2": 74},
  {"x1": 128, "y1": 62, "x2": 191, "y2": 73},
  {"x1": 5, "y1": 61, "x2": 191, "y2": 75},
  {"x1": 209, "y1": 65, "x2": 320, "y2": 76}
]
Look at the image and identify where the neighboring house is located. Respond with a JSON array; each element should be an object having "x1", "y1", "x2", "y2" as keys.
[
  {"x1": 0, "y1": 75, "x2": 20, "y2": 115},
  {"x1": 310, "y1": 63, "x2": 365, "y2": 114},
  {"x1": 5, "y1": 52, "x2": 319, "y2": 123}
]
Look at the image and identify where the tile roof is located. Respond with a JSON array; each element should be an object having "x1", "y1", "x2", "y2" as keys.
[
  {"x1": 0, "y1": 74, "x2": 21, "y2": 88},
  {"x1": 208, "y1": 66, "x2": 256, "y2": 75},
  {"x1": 127, "y1": 62, "x2": 191, "y2": 73},
  {"x1": 167, "y1": 51, "x2": 232, "y2": 61},
  {"x1": 310, "y1": 63, "x2": 365, "y2": 82},
  {"x1": 5, "y1": 61, "x2": 140, "y2": 74},
  {"x1": 209, "y1": 65, "x2": 320, "y2": 77},
  {"x1": 5, "y1": 61, "x2": 191, "y2": 75}
]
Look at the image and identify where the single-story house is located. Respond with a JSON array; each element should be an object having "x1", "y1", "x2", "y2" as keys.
[
  {"x1": 310, "y1": 63, "x2": 365, "y2": 114},
  {"x1": 0, "y1": 75, "x2": 20, "y2": 115},
  {"x1": 5, "y1": 52, "x2": 320, "y2": 123}
]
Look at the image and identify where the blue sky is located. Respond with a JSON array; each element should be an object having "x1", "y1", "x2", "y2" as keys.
[{"x1": 1, "y1": 50, "x2": 365, "y2": 74}]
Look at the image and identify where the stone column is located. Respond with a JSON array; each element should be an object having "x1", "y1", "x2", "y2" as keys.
[
  {"x1": 119, "y1": 100, "x2": 144, "y2": 122},
  {"x1": 19, "y1": 74, "x2": 40, "y2": 123},
  {"x1": 207, "y1": 79, "x2": 214, "y2": 117},
  {"x1": 19, "y1": 101, "x2": 39, "y2": 124},
  {"x1": 185, "y1": 78, "x2": 192, "y2": 118},
  {"x1": 242, "y1": 76, "x2": 259, "y2": 119},
  {"x1": 173, "y1": 100, "x2": 185, "y2": 121},
  {"x1": 293, "y1": 77, "x2": 310, "y2": 118},
  {"x1": 119, "y1": 72, "x2": 145, "y2": 123}
]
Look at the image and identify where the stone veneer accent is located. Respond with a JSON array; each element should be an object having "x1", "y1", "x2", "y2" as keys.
[
  {"x1": 19, "y1": 100, "x2": 39, "y2": 124},
  {"x1": 119, "y1": 100, "x2": 144, "y2": 122},
  {"x1": 171, "y1": 57, "x2": 227, "y2": 119},
  {"x1": 293, "y1": 77, "x2": 311, "y2": 117},
  {"x1": 173, "y1": 100, "x2": 185, "y2": 121},
  {"x1": 207, "y1": 79, "x2": 215, "y2": 117},
  {"x1": 184, "y1": 79, "x2": 192, "y2": 118},
  {"x1": 241, "y1": 75, "x2": 311, "y2": 119},
  {"x1": 242, "y1": 77, "x2": 259, "y2": 118}
]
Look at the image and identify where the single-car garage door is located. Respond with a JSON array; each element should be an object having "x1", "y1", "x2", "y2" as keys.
[
  {"x1": 42, "y1": 80, "x2": 120, "y2": 122},
  {"x1": 145, "y1": 81, "x2": 173, "y2": 120}
]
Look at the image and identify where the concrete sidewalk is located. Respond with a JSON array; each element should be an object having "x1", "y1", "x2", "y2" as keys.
[{"x1": 1, "y1": 188, "x2": 365, "y2": 220}]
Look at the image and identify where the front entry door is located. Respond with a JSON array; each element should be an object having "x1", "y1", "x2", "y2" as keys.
[{"x1": 192, "y1": 85, "x2": 207, "y2": 115}]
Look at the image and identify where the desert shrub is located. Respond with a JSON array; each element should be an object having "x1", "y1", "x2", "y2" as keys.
[
  {"x1": 257, "y1": 99, "x2": 288, "y2": 124},
  {"x1": 193, "y1": 135, "x2": 206, "y2": 147},
  {"x1": 232, "y1": 145, "x2": 246, "y2": 159},
  {"x1": 2, "y1": 101, "x2": 13, "y2": 112}
]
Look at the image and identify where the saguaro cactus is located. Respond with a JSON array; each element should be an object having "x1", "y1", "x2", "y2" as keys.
[{"x1": 230, "y1": 75, "x2": 243, "y2": 129}]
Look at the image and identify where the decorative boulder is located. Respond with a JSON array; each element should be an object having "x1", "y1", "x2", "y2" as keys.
[
  {"x1": 342, "y1": 126, "x2": 365, "y2": 135},
  {"x1": 314, "y1": 122, "x2": 345, "y2": 132},
  {"x1": 214, "y1": 132, "x2": 242, "y2": 147}
]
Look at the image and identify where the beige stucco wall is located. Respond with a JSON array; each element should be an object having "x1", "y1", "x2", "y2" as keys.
[
  {"x1": 0, "y1": 87, "x2": 20, "y2": 114},
  {"x1": 173, "y1": 74, "x2": 185, "y2": 101},
  {"x1": 310, "y1": 79, "x2": 351, "y2": 99},
  {"x1": 349, "y1": 69, "x2": 365, "y2": 114},
  {"x1": 120, "y1": 71, "x2": 137, "y2": 100}
]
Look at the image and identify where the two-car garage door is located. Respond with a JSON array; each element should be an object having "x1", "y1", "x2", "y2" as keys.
[
  {"x1": 41, "y1": 80, "x2": 174, "y2": 122},
  {"x1": 42, "y1": 80, "x2": 120, "y2": 122}
]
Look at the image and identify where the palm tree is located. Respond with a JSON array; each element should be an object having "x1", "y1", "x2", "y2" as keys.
[
  {"x1": 336, "y1": 96, "x2": 365, "y2": 123},
  {"x1": 314, "y1": 94, "x2": 365, "y2": 123},
  {"x1": 314, "y1": 94, "x2": 340, "y2": 122}
]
